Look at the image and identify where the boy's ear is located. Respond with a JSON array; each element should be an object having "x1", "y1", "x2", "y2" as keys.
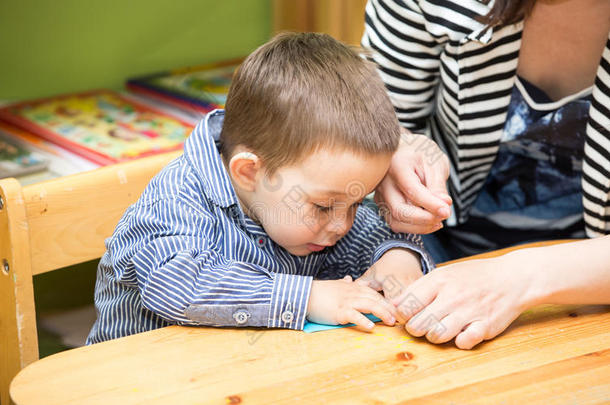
[{"x1": 229, "y1": 151, "x2": 261, "y2": 192}]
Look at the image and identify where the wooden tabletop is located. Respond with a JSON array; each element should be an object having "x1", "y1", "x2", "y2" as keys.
[{"x1": 10, "y1": 241, "x2": 610, "y2": 404}]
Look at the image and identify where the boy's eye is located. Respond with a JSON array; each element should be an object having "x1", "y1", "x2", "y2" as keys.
[
  {"x1": 314, "y1": 204, "x2": 332, "y2": 213},
  {"x1": 349, "y1": 201, "x2": 363, "y2": 210}
]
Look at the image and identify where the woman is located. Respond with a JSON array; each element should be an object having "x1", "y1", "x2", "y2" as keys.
[{"x1": 361, "y1": 0, "x2": 610, "y2": 349}]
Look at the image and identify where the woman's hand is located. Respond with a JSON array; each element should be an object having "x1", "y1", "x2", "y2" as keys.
[
  {"x1": 390, "y1": 238, "x2": 610, "y2": 349},
  {"x1": 375, "y1": 130, "x2": 452, "y2": 234},
  {"x1": 391, "y1": 255, "x2": 536, "y2": 349}
]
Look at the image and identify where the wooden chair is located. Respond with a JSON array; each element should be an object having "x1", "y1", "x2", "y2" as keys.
[{"x1": 0, "y1": 151, "x2": 180, "y2": 405}]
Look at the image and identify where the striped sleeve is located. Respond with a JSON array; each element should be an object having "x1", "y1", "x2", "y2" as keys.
[
  {"x1": 319, "y1": 206, "x2": 434, "y2": 280},
  {"x1": 361, "y1": 0, "x2": 444, "y2": 133},
  {"x1": 113, "y1": 199, "x2": 312, "y2": 330},
  {"x1": 583, "y1": 36, "x2": 610, "y2": 236}
]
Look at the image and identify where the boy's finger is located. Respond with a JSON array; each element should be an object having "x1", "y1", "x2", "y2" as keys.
[
  {"x1": 395, "y1": 310, "x2": 408, "y2": 325},
  {"x1": 357, "y1": 280, "x2": 383, "y2": 291},
  {"x1": 353, "y1": 276, "x2": 369, "y2": 286},
  {"x1": 376, "y1": 295, "x2": 399, "y2": 321},
  {"x1": 344, "y1": 309, "x2": 376, "y2": 332},
  {"x1": 354, "y1": 274, "x2": 382, "y2": 290},
  {"x1": 358, "y1": 287, "x2": 398, "y2": 317},
  {"x1": 353, "y1": 298, "x2": 396, "y2": 326}
]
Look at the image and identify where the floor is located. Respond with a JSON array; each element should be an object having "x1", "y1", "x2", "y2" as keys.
[
  {"x1": 39, "y1": 305, "x2": 96, "y2": 351},
  {"x1": 34, "y1": 260, "x2": 98, "y2": 357}
]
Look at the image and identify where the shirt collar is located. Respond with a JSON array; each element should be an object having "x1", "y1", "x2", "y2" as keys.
[
  {"x1": 242, "y1": 216, "x2": 268, "y2": 237},
  {"x1": 183, "y1": 109, "x2": 238, "y2": 208},
  {"x1": 184, "y1": 110, "x2": 272, "y2": 237},
  {"x1": 463, "y1": 24, "x2": 494, "y2": 45}
]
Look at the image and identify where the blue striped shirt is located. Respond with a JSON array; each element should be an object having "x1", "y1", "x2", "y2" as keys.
[{"x1": 87, "y1": 110, "x2": 433, "y2": 344}]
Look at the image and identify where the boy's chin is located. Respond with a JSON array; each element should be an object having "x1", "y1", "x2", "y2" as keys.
[{"x1": 282, "y1": 245, "x2": 314, "y2": 257}]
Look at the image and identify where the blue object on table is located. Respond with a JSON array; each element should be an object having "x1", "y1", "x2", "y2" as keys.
[{"x1": 303, "y1": 313, "x2": 382, "y2": 333}]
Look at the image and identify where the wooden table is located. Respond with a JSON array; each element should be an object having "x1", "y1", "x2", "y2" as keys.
[{"x1": 10, "y1": 242, "x2": 610, "y2": 404}]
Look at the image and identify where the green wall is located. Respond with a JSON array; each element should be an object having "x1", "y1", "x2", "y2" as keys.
[{"x1": 0, "y1": 0, "x2": 271, "y2": 101}]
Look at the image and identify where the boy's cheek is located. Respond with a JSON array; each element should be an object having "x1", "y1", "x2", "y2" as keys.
[{"x1": 263, "y1": 221, "x2": 319, "y2": 250}]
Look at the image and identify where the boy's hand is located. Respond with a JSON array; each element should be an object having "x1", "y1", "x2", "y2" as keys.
[
  {"x1": 307, "y1": 276, "x2": 397, "y2": 331},
  {"x1": 355, "y1": 248, "x2": 423, "y2": 322}
]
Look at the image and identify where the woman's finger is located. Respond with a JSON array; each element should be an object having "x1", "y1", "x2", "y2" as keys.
[
  {"x1": 386, "y1": 219, "x2": 443, "y2": 235},
  {"x1": 404, "y1": 298, "x2": 450, "y2": 337},
  {"x1": 455, "y1": 321, "x2": 488, "y2": 350},
  {"x1": 392, "y1": 163, "x2": 450, "y2": 219},
  {"x1": 422, "y1": 160, "x2": 452, "y2": 218},
  {"x1": 376, "y1": 178, "x2": 441, "y2": 227},
  {"x1": 425, "y1": 313, "x2": 465, "y2": 344},
  {"x1": 392, "y1": 275, "x2": 438, "y2": 321}
]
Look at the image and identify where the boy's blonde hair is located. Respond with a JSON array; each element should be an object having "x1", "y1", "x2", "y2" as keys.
[{"x1": 220, "y1": 32, "x2": 400, "y2": 173}]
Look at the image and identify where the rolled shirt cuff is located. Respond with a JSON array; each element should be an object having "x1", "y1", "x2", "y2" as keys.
[
  {"x1": 268, "y1": 273, "x2": 313, "y2": 330},
  {"x1": 371, "y1": 239, "x2": 435, "y2": 274}
]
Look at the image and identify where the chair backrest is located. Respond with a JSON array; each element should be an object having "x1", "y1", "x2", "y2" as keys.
[{"x1": 0, "y1": 151, "x2": 179, "y2": 405}]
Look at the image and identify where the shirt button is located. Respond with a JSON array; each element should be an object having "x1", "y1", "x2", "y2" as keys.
[
  {"x1": 281, "y1": 310, "x2": 294, "y2": 323},
  {"x1": 257, "y1": 237, "x2": 266, "y2": 246},
  {"x1": 233, "y1": 309, "x2": 250, "y2": 325}
]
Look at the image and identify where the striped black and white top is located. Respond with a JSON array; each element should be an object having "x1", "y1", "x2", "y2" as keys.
[
  {"x1": 87, "y1": 110, "x2": 431, "y2": 344},
  {"x1": 362, "y1": 0, "x2": 610, "y2": 236}
]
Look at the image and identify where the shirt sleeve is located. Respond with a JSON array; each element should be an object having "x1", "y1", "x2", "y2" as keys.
[
  {"x1": 361, "y1": 0, "x2": 444, "y2": 134},
  {"x1": 109, "y1": 199, "x2": 312, "y2": 330},
  {"x1": 318, "y1": 205, "x2": 434, "y2": 280}
]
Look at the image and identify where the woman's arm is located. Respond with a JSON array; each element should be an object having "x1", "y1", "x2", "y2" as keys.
[
  {"x1": 362, "y1": 0, "x2": 443, "y2": 133},
  {"x1": 391, "y1": 237, "x2": 610, "y2": 349},
  {"x1": 363, "y1": 0, "x2": 453, "y2": 233},
  {"x1": 519, "y1": 236, "x2": 610, "y2": 306}
]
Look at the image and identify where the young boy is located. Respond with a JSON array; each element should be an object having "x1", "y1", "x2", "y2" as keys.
[{"x1": 87, "y1": 33, "x2": 433, "y2": 344}]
